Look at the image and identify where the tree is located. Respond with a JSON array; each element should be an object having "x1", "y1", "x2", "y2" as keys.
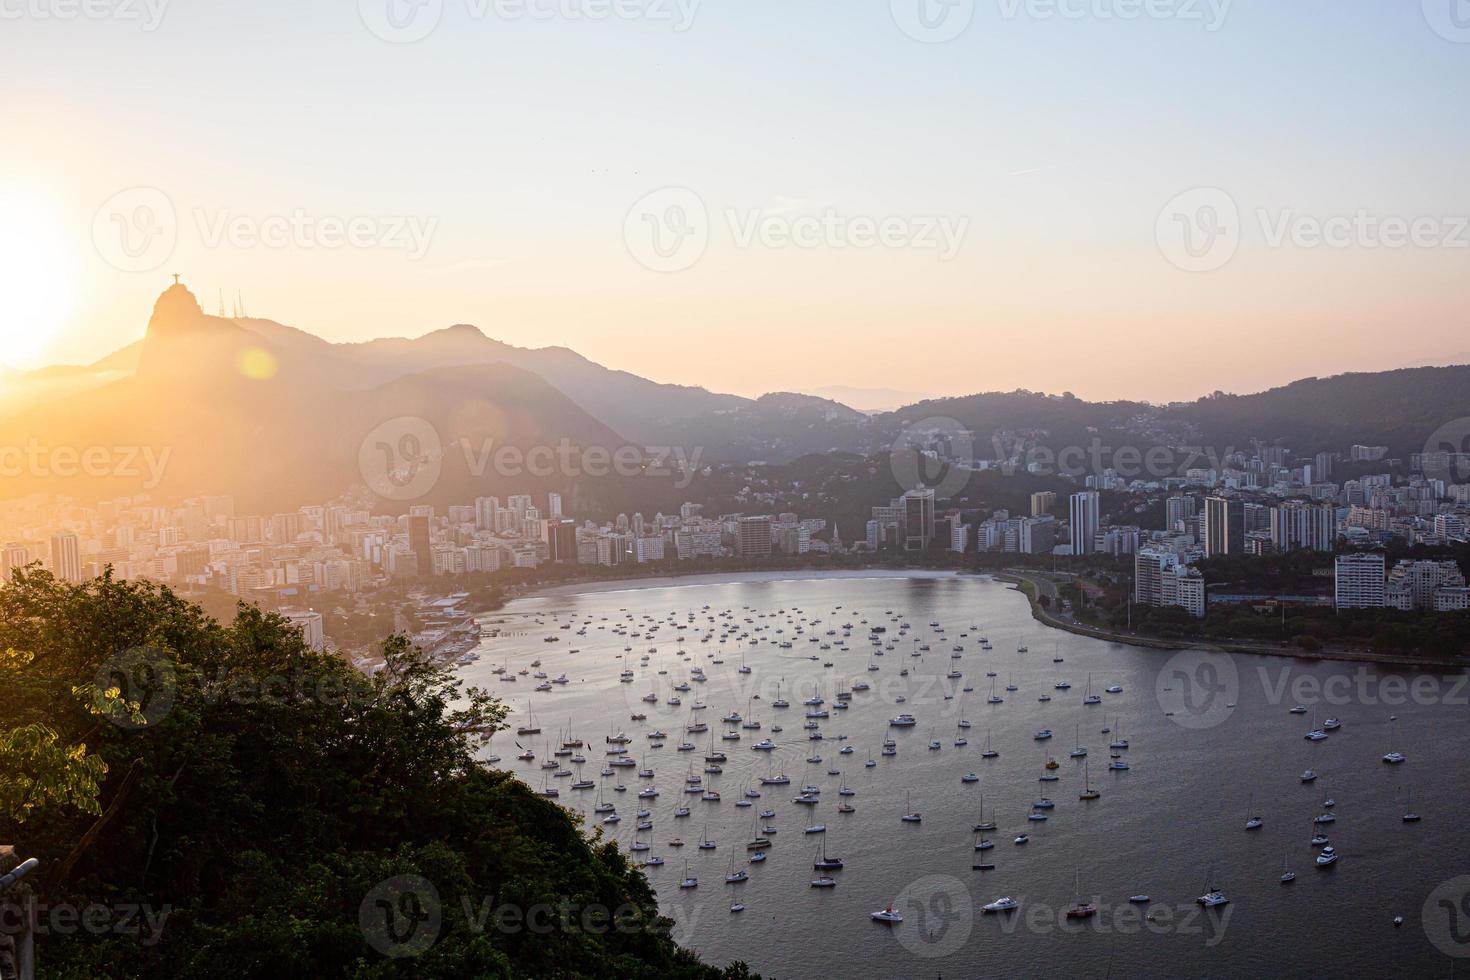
[{"x1": 0, "y1": 569, "x2": 750, "y2": 978}]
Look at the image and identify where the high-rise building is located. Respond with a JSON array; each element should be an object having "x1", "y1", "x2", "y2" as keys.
[
  {"x1": 50, "y1": 532, "x2": 82, "y2": 583},
  {"x1": 1030, "y1": 491, "x2": 1056, "y2": 517},
  {"x1": 1335, "y1": 552, "x2": 1386, "y2": 609},
  {"x1": 736, "y1": 516, "x2": 773, "y2": 558},
  {"x1": 1165, "y1": 495, "x2": 1196, "y2": 531},
  {"x1": 902, "y1": 489, "x2": 936, "y2": 551},
  {"x1": 407, "y1": 514, "x2": 431, "y2": 576},
  {"x1": 1135, "y1": 548, "x2": 1205, "y2": 617},
  {"x1": 1069, "y1": 491, "x2": 1099, "y2": 556},
  {"x1": 283, "y1": 609, "x2": 325, "y2": 651},
  {"x1": 1269, "y1": 501, "x2": 1336, "y2": 552},
  {"x1": 1203, "y1": 496, "x2": 1244, "y2": 557},
  {"x1": 1, "y1": 542, "x2": 28, "y2": 581},
  {"x1": 548, "y1": 518, "x2": 578, "y2": 563},
  {"x1": 1019, "y1": 516, "x2": 1056, "y2": 555},
  {"x1": 547, "y1": 492, "x2": 563, "y2": 519},
  {"x1": 1386, "y1": 560, "x2": 1469, "y2": 611}
]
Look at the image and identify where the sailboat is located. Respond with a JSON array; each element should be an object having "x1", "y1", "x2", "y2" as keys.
[
  {"x1": 900, "y1": 791, "x2": 921, "y2": 823},
  {"x1": 1069, "y1": 723, "x2": 1087, "y2": 758},
  {"x1": 1245, "y1": 793, "x2": 1263, "y2": 830},
  {"x1": 1065, "y1": 868, "x2": 1097, "y2": 918},
  {"x1": 973, "y1": 793, "x2": 997, "y2": 832},
  {"x1": 1083, "y1": 674, "x2": 1101, "y2": 706},
  {"x1": 1279, "y1": 853, "x2": 1296, "y2": 884},
  {"x1": 1403, "y1": 786, "x2": 1421, "y2": 823},
  {"x1": 516, "y1": 700, "x2": 541, "y2": 736},
  {"x1": 814, "y1": 837, "x2": 843, "y2": 870},
  {"x1": 724, "y1": 854, "x2": 749, "y2": 883},
  {"x1": 981, "y1": 729, "x2": 999, "y2": 759},
  {"x1": 1079, "y1": 760, "x2": 1100, "y2": 800},
  {"x1": 1382, "y1": 715, "x2": 1406, "y2": 764}
]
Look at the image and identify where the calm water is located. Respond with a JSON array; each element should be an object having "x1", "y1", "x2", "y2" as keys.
[{"x1": 464, "y1": 571, "x2": 1470, "y2": 978}]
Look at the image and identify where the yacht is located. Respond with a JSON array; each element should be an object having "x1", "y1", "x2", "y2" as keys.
[
  {"x1": 982, "y1": 896, "x2": 1019, "y2": 913},
  {"x1": 1315, "y1": 846, "x2": 1339, "y2": 867},
  {"x1": 870, "y1": 905, "x2": 903, "y2": 923},
  {"x1": 1196, "y1": 890, "x2": 1229, "y2": 907}
]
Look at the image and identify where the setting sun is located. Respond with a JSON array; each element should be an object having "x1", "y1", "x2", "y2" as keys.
[{"x1": 0, "y1": 186, "x2": 75, "y2": 369}]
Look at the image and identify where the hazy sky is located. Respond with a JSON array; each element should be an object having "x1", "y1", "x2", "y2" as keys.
[{"x1": 3, "y1": 1, "x2": 1468, "y2": 402}]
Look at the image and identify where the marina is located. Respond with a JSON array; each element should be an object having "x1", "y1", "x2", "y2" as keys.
[{"x1": 465, "y1": 570, "x2": 1464, "y2": 976}]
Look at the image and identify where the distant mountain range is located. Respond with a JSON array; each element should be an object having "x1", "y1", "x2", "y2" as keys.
[{"x1": 3, "y1": 282, "x2": 1467, "y2": 509}]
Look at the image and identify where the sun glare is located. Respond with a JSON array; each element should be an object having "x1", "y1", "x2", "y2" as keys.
[{"x1": 0, "y1": 187, "x2": 76, "y2": 369}]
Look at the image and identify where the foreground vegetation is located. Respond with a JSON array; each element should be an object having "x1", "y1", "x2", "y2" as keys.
[{"x1": 0, "y1": 570, "x2": 752, "y2": 978}]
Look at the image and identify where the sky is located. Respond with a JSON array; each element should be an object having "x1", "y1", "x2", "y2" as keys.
[{"x1": 2, "y1": 0, "x2": 1468, "y2": 403}]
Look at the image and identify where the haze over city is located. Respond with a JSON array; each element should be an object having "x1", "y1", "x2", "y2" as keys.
[{"x1": 5, "y1": 4, "x2": 1470, "y2": 979}]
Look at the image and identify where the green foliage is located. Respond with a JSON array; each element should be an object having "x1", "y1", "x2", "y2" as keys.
[{"x1": 0, "y1": 569, "x2": 749, "y2": 978}]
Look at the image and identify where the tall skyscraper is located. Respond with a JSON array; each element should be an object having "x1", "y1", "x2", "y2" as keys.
[
  {"x1": 902, "y1": 489, "x2": 935, "y2": 551},
  {"x1": 1203, "y1": 496, "x2": 1244, "y2": 557},
  {"x1": 548, "y1": 518, "x2": 578, "y2": 563},
  {"x1": 50, "y1": 532, "x2": 82, "y2": 583},
  {"x1": 1069, "y1": 491, "x2": 1099, "y2": 556},
  {"x1": 547, "y1": 492, "x2": 563, "y2": 519},
  {"x1": 407, "y1": 515, "x2": 431, "y2": 576},
  {"x1": 1030, "y1": 491, "x2": 1056, "y2": 517}
]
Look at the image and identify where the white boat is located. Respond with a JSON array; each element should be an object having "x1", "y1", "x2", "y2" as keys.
[
  {"x1": 982, "y1": 896, "x2": 1018, "y2": 913},
  {"x1": 1315, "y1": 846, "x2": 1338, "y2": 867},
  {"x1": 870, "y1": 905, "x2": 903, "y2": 923},
  {"x1": 1197, "y1": 890, "x2": 1229, "y2": 907}
]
